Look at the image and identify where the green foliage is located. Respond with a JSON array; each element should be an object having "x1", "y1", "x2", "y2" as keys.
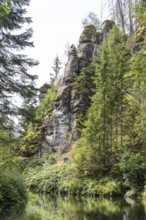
[
  {"x1": 18, "y1": 85, "x2": 56, "y2": 157},
  {"x1": 18, "y1": 86, "x2": 56, "y2": 158},
  {"x1": 0, "y1": 0, "x2": 10, "y2": 14},
  {"x1": 26, "y1": 164, "x2": 73, "y2": 194},
  {"x1": 36, "y1": 85, "x2": 56, "y2": 122},
  {"x1": 60, "y1": 177, "x2": 122, "y2": 196},
  {"x1": 128, "y1": 43, "x2": 146, "y2": 145},
  {"x1": 19, "y1": 97, "x2": 38, "y2": 130},
  {"x1": 118, "y1": 151, "x2": 146, "y2": 195},
  {"x1": 22, "y1": 129, "x2": 39, "y2": 142},
  {"x1": 73, "y1": 61, "x2": 96, "y2": 129},
  {"x1": 50, "y1": 55, "x2": 62, "y2": 84},
  {"x1": 41, "y1": 153, "x2": 56, "y2": 165},
  {"x1": 25, "y1": 164, "x2": 123, "y2": 196},
  {"x1": 0, "y1": 0, "x2": 38, "y2": 120},
  {"x1": 74, "y1": 62, "x2": 96, "y2": 95},
  {"x1": 73, "y1": 26, "x2": 146, "y2": 196},
  {"x1": 136, "y1": 0, "x2": 146, "y2": 25},
  {"x1": 0, "y1": 173, "x2": 27, "y2": 205},
  {"x1": 0, "y1": 122, "x2": 22, "y2": 172},
  {"x1": 20, "y1": 128, "x2": 40, "y2": 156},
  {"x1": 23, "y1": 153, "x2": 57, "y2": 174},
  {"x1": 74, "y1": 26, "x2": 130, "y2": 175}
]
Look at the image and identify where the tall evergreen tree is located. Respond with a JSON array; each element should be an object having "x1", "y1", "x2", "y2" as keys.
[
  {"x1": 127, "y1": 42, "x2": 146, "y2": 147},
  {"x1": 50, "y1": 55, "x2": 62, "y2": 84},
  {"x1": 75, "y1": 27, "x2": 130, "y2": 176},
  {"x1": 0, "y1": 0, "x2": 38, "y2": 120},
  {"x1": 136, "y1": 0, "x2": 146, "y2": 25},
  {"x1": 0, "y1": 119, "x2": 19, "y2": 171}
]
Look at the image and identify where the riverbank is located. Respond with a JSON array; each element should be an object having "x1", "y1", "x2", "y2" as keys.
[{"x1": 24, "y1": 163, "x2": 141, "y2": 198}]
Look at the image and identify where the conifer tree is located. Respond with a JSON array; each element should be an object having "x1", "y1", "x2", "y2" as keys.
[
  {"x1": 75, "y1": 27, "x2": 130, "y2": 175},
  {"x1": 127, "y1": 42, "x2": 146, "y2": 148},
  {"x1": 0, "y1": 0, "x2": 10, "y2": 14},
  {"x1": 50, "y1": 55, "x2": 62, "y2": 84},
  {"x1": 0, "y1": 0, "x2": 38, "y2": 120},
  {"x1": 136, "y1": 0, "x2": 146, "y2": 25}
]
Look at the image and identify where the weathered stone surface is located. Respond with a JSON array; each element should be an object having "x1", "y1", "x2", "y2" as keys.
[
  {"x1": 40, "y1": 21, "x2": 115, "y2": 152},
  {"x1": 40, "y1": 45, "x2": 79, "y2": 149},
  {"x1": 77, "y1": 25, "x2": 98, "y2": 69},
  {"x1": 64, "y1": 44, "x2": 79, "y2": 79},
  {"x1": 39, "y1": 83, "x2": 50, "y2": 101},
  {"x1": 102, "y1": 20, "x2": 115, "y2": 40},
  {"x1": 79, "y1": 25, "x2": 97, "y2": 43}
]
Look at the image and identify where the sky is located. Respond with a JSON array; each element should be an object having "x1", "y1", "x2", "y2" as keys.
[{"x1": 25, "y1": 0, "x2": 109, "y2": 87}]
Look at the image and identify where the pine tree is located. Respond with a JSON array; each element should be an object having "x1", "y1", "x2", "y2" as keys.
[
  {"x1": 136, "y1": 0, "x2": 146, "y2": 25},
  {"x1": 0, "y1": 0, "x2": 10, "y2": 14},
  {"x1": 50, "y1": 55, "x2": 62, "y2": 84},
  {"x1": 127, "y1": 42, "x2": 146, "y2": 148},
  {"x1": 75, "y1": 27, "x2": 130, "y2": 176},
  {"x1": 0, "y1": 118, "x2": 19, "y2": 171},
  {"x1": 0, "y1": 0, "x2": 38, "y2": 120}
]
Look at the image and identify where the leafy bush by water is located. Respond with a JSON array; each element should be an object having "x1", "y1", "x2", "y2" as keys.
[
  {"x1": 0, "y1": 173, "x2": 27, "y2": 205},
  {"x1": 25, "y1": 164, "x2": 122, "y2": 196},
  {"x1": 118, "y1": 151, "x2": 146, "y2": 197}
]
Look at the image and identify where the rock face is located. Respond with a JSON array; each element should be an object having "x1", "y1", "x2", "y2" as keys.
[
  {"x1": 39, "y1": 83, "x2": 51, "y2": 102},
  {"x1": 102, "y1": 20, "x2": 115, "y2": 40},
  {"x1": 40, "y1": 21, "x2": 115, "y2": 152},
  {"x1": 77, "y1": 25, "x2": 98, "y2": 69}
]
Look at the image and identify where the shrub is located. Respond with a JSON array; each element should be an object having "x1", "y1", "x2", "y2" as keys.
[
  {"x1": 26, "y1": 164, "x2": 74, "y2": 194},
  {"x1": 118, "y1": 151, "x2": 146, "y2": 196},
  {"x1": 25, "y1": 164, "x2": 122, "y2": 197},
  {"x1": 0, "y1": 173, "x2": 27, "y2": 205}
]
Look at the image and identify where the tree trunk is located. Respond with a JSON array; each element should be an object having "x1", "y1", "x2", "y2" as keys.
[
  {"x1": 128, "y1": 0, "x2": 134, "y2": 34},
  {"x1": 117, "y1": 0, "x2": 125, "y2": 33}
]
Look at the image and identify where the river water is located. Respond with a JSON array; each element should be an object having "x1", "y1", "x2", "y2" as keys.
[{"x1": 1, "y1": 196, "x2": 146, "y2": 220}]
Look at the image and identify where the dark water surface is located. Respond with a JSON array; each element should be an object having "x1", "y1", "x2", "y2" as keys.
[{"x1": 1, "y1": 196, "x2": 146, "y2": 220}]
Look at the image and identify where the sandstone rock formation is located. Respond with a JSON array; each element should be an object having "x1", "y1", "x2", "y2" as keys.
[
  {"x1": 39, "y1": 83, "x2": 50, "y2": 101},
  {"x1": 102, "y1": 20, "x2": 115, "y2": 40},
  {"x1": 40, "y1": 21, "x2": 115, "y2": 152}
]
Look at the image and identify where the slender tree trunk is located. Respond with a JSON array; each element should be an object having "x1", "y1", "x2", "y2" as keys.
[
  {"x1": 103, "y1": 88, "x2": 106, "y2": 167},
  {"x1": 100, "y1": 2, "x2": 103, "y2": 30},
  {"x1": 117, "y1": 0, "x2": 125, "y2": 33},
  {"x1": 111, "y1": 121, "x2": 113, "y2": 152},
  {"x1": 111, "y1": 0, "x2": 116, "y2": 21},
  {"x1": 134, "y1": 0, "x2": 139, "y2": 29},
  {"x1": 138, "y1": 77, "x2": 141, "y2": 106},
  {"x1": 116, "y1": 109, "x2": 118, "y2": 150},
  {"x1": 128, "y1": 0, "x2": 134, "y2": 34},
  {"x1": 120, "y1": 96, "x2": 123, "y2": 148}
]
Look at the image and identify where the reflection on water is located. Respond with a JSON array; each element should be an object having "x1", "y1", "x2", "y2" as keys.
[{"x1": 1, "y1": 196, "x2": 146, "y2": 220}]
